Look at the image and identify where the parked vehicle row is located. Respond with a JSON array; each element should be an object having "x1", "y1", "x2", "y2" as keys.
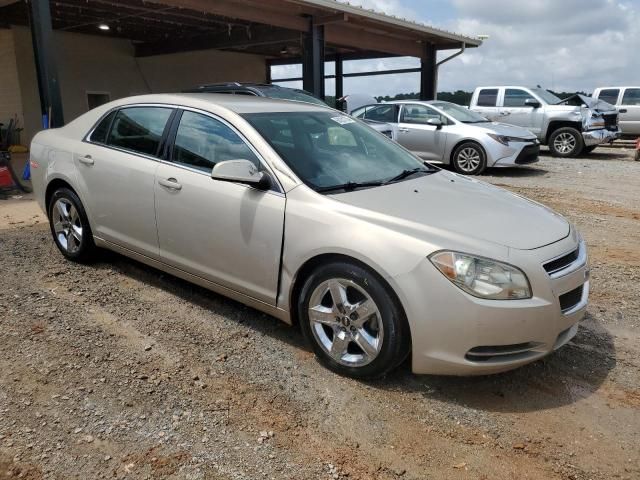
[
  {"x1": 30, "y1": 93, "x2": 589, "y2": 378},
  {"x1": 469, "y1": 86, "x2": 621, "y2": 157},
  {"x1": 352, "y1": 100, "x2": 539, "y2": 175}
]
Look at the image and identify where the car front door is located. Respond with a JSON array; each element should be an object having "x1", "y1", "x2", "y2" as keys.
[
  {"x1": 499, "y1": 88, "x2": 543, "y2": 135},
  {"x1": 396, "y1": 104, "x2": 447, "y2": 161},
  {"x1": 619, "y1": 88, "x2": 640, "y2": 135},
  {"x1": 74, "y1": 106, "x2": 174, "y2": 259},
  {"x1": 154, "y1": 109, "x2": 285, "y2": 305}
]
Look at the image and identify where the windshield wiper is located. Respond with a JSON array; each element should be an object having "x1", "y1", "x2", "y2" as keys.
[
  {"x1": 316, "y1": 180, "x2": 384, "y2": 193},
  {"x1": 385, "y1": 166, "x2": 433, "y2": 184}
]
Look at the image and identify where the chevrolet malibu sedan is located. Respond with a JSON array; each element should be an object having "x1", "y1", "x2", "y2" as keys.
[
  {"x1": 352, "y1": 100, "x2": 540, "y2": 175},
  {"x1": 30, "y1": 94, "x2": 589, "y2": 378}
]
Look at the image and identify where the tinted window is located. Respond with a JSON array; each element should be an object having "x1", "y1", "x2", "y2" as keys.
[
  {"x1": 621, "y1": 88, "x2": 640, "y2": 106},
  {"x1": 362, "y1": 105, "x2": 397, "y2": 123},
  {"x1": 172, "y1": 111, "x2": 260, "y2": 173},
  {"x1": 598, "y1": 89, "x2": 620, "y2": 105},
  {"x1": 477, "y1": 88, "x2": 498, "y2": 107},
  {"x1": 401, "y1": 104, "x2": 448, "y2": 125},
  {"x1": 504, "y1": 89, "x2": 536, "y2": 107},
  {"x1": 89, "y1": 111, "x2": 116, "y2": 144},
  {"x1": 107, "y1": 107, "x2": 172, "y2": 156}
]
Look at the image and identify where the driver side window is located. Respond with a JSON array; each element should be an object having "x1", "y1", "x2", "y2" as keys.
[
  {"x1": 503, "y1": 89, "x2": 536, "y2": 107},
  {"x1": 171, "y1": 111, "x2": 260, "y2": 173},
  {"x1": 401, "y1": 105, "x2": 447, "y2": 125}
]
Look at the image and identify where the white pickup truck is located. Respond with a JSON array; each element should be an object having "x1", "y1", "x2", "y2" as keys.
[{"x1": 470, "y1": 86, "x2": 620, "y2": 157}]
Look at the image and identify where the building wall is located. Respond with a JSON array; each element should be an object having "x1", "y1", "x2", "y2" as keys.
[
  {"x1": 0, "y1": 28, "x2": 24, "y2": 143},
  {"x1": 10, "y1": 26, "x2": 266, "y2": 144}
]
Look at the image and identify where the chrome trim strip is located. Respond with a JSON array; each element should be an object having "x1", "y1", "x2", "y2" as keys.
[{"x1": 547, "y1": 240, "x2": 587, "y2": 279}]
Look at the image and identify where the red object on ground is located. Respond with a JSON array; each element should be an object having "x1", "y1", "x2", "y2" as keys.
[{"x1": 0, "y1": 165, "x2": 16, "y2": 188}]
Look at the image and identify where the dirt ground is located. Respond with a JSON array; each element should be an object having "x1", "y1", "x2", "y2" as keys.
[{"x1": 1, "y1": 147, "x2": 639, "y2": 480}]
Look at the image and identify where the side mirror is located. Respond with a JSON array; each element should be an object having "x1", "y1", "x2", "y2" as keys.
[
  {"x1": 525, "y1": 98, "x2": 541, "y2": 108},
  {"x1": 211, "y1": 159, "x2": 271, "y2": 190},
  {"x1": 427, "y1": 118, "x2": 443, "y2": 129}
]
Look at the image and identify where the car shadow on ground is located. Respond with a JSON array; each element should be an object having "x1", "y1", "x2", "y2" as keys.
[
  {"x1": 579, "y1": 150, "x2": 634, "y2": 161},
  {"x1": 95, "y1": 251, "x2": 615, "y2": 414},
  {"x1": 484, "y1": 166, "x2": 549, "y2": 178},
  {"x1": 368, "y1": 313, "x2": 616, "y2": 413}
]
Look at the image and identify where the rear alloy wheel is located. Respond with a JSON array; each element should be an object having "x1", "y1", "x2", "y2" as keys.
[
  {"x1": 48, "y1": 188, "x2": 96, "y2": 262},
  {"x1": 549, "y1": 127, "x2": 584, "y2": 157},
  {"x1": 452, "y1": 142, "x2": 487, "y2": 175},
  {"x1": 298, "y1": 262, "x2": 410, "y2": 379}
]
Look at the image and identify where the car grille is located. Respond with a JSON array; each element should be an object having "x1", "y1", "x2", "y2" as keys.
[
  {"x1": 559, "y1": 285, "x2": 583, "y2": 312},
  {"x1": 515, "y1": 144, "x2": 540, "y2": 164},
  {"x1": 603, "y1": 113, "x2": 618, "y2": 131},
  {"x1": 465, "y1": 342, "x2": 542, "y2": 362},
  {"x1": 543, "y1": 248, "x2": 579, "y2": 275}
]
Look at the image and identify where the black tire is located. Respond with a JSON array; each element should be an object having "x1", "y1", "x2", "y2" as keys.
[
  {"x1": 47, "y1": 187, "x2": 97, "y2": 263},
  {"x1": 583, "y1": 145, "x2": 597, "y2": 154},
  {"x1": 548, "y1": 127, "x2": 584, "y2": 157},
  {"x1": 298, "y1": 261, "x2": 411, "y2": 379},
  {"x1": 451, "y1": 142, "x2": 487, "y2": 175}
]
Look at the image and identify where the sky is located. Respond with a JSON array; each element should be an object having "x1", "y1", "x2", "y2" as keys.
[{"x1": 272, "y1": 0, "x2": 639, "y2": 97}]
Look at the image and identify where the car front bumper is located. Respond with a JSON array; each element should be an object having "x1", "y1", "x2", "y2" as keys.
[
  {"x1": 582, "y1": 128, "x2": 621, "y2": 146},
  {"x1": 488, "y1": 141, "x2": 540, "y2": 167},
  {"x1": 391, "y1": 230, "x2": 589, "y2": 375}
]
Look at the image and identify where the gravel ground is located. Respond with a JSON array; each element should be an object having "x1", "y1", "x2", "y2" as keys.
[{"x1": 1, "y1": 147, "x2": 639, "y2": 479}]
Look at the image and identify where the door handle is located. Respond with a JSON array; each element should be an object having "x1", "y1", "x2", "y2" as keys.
[
  {"x1": 499, "y1": 111, "x2": 511, "y2": 116},
  {"x1": 399, "y1": 128, "x2": 410, "y2": 133},
  {"x1": 158, "y1": 177, "x2": 182, "y2": 191},
  {"x1": 78, "y1": 155, "x2": 94, "y2": 165}
]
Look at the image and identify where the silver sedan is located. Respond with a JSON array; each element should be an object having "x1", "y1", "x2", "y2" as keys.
[
  {"x1": 352, "y1": 100, "x2": 540, "y2": 175},
  {"x1": 30, "y1": 94, "x2": 588, "y2": 378}
]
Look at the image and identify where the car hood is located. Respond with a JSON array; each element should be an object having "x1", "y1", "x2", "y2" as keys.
[
  {"x1": 473, "y1": 122, "x2": 537, "y2": 138},
  {"x1": 556, "y1": 93, "x2": 617, "y2": 113},
  {"x1": 331, "y1": 171, "x2": 569, "y2": 250}
]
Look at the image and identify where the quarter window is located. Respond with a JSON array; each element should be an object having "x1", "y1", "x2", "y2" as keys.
[
  {"x1": 477, "y1": 88, "x2": 498, "y2": 107},
  {"x1": 504, "y1": 89, "x2": 536, "y2": 107},
  {"x1": 171, "y1": 111, "x2": 260, "y2": 173},
  {"x1": 89, "y1": 111, "x2": 116, "y2": 144},
  {"x1": 106, "y1": 107, "x2": 172, "y2": 157},
  {"x1": 598, "y1": 89, "x2": 620, "y2": 105},
  {"x1": 621, "y1": 88, "x2": 640, "y2": 106},
  {"x1": 401, "y1": 104, "x2": 447, "y2": 125}
]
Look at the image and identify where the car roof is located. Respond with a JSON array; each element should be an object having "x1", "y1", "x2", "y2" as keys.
[{"x1": 102, "y1": 93, "x2": 331, "y2": 114}]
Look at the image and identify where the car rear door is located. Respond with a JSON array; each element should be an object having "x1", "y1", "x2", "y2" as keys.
[
  {"x1": 154, "y1": 108, "x2": 285, "y2": 305},
  {"x1": 74, "y1": 105, "x2": 174, "y2": 259},
  {"x1": 471, "y1": 88, "x2": 500, "y2": 121},
  {"x1": 396, "y1": 104, "x2": 447, "y2": 161},
  {"x1": 619, "y1": 88, "x2": 640, "y2": 135}
]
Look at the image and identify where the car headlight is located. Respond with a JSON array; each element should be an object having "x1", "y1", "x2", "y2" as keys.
[
  {"x1": 487, "y1": 133, "x2": 530, "y2": 146},
  {"x1": 429, "y1": 251, "x2": 532, "y2": 300}
]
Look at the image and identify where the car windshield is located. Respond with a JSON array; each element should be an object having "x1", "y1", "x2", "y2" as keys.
[
  {"x1": 430, "y1": 102, "x2": 489, "y2": 123},
  {"x1": 259, "y1": 87, "x2": 328, "y2": 107},
  {"x1": 242, "y1": 111, "x2": 434, "y2": 192},
  {"x1": 530, "y1": 88, "x2": 561, "y2": 105}
]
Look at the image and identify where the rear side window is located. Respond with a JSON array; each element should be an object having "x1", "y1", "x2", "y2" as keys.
[
  {"x1": 107, "y1": 107, "x2": 173, "y2": 157},
  {"x1": 171, "y1": 111, "x2": 260, "y2": 173},
  {"x1": 504, "y1": 89, "x2": 536, "y2": 107},
  {"x1": 597, "y1": 89, "x2": 620, "y2": 105},
  {"x1": 89, "y1": 111, "x2": 116, "y2": 144},
  {"x1": 477, "y1": 88, "x2": 498, "y2": 107},
  {"x1": 621, "y1": 88, "x2": 640, "y2": 106}
]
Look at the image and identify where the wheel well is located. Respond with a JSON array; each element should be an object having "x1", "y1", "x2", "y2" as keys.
[
  {"x1": 45, "y1": 179, "x2": 75, "y2": 216},
  {"x1": 289, "y1": 253, "x2": 410, "y2": 338},
  {"x1": 449, "y1": 139, "x2": 485, "y2": 165},
  {"x1": 545, "y1": 121, "x2": 582, "y2": 143}
]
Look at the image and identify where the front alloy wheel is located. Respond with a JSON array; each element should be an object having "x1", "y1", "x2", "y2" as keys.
[
  {"x1": 452, "y1": 142, "x2": 487, "y2": 175},
  {"x1": 548, "y1": 127, "x2": 584, "y2": 157},
  {"x1": 299, "y1": 261, "x2": 410, "y2": 379}
]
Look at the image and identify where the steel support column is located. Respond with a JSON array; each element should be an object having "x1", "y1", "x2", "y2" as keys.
[
  {"x1": 28, "y1": 0, "x2": 64, "y2": 127},
  {"x1": 420, "y1": 43, "x2": 437, "y2": 101},
  {"x1": 302, "y1": 19, "x2": 325, "y2": 99},
  {"x1": 335, "y1": 54, "x2": 343, "y2": 101}
]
